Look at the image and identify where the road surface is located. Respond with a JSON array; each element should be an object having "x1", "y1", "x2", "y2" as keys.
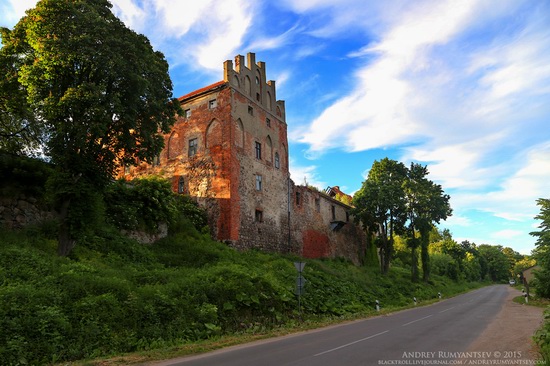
[{"x1": 149, "y1": 285, "x2": 526, "y2": 366}]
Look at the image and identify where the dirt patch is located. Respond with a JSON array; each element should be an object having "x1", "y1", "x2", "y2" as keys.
[{"x1": 465, "y1": 286, "x2": 544, "y2": 361}]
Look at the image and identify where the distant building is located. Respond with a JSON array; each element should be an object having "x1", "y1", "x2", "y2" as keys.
[{"x1": 122, "y1": 53, "x2": 366, "y2": 264}]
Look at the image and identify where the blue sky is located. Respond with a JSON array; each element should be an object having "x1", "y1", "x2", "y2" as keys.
[{"x1": 2, "y1": 0, "x2": 550, "y2": 255}]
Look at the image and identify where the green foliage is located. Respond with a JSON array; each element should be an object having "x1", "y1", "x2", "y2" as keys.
[
  {"x1": 104, "y1": 177, "x2": 208, "y2": 234},
  {"x1": 0, "y1": 151, "x2": 52, "y2": 198},
  {"x1": 535, "y1": 310, "x2": 550, "y2": 363},
  {"x1": 532, "y1": 198, "x2": 550, "y2": 298},
  {"x1": 477, "y1": 244, "x2": 510, "y2": 282},
  {"x1": 0, "y1": 0, "x2": 181, "y2": 255},
  {"x1": 0, "y1": 224, "x2": 483, "y2": 365}
]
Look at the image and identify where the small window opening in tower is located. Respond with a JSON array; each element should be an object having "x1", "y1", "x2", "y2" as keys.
[{"x1": 255, "y1": 142, "x2": 262, "y2": 159}]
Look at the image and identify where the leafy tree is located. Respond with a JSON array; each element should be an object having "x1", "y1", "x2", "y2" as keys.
[
  {"x1": 403, "y1": 163, "x2": 452, "y2": 281},
  {"x1": 352, "y1": 158, "x2": 408, "y2": 274},
  {"x1": 477, "y1": 244, "x2": 509, "y2": 282},
  {"x1": 531, "y1": 198, "x2": 550, "y2": 297},
  {"x1": 0, "y1": 0, "x2": 181, "y2": 255}
]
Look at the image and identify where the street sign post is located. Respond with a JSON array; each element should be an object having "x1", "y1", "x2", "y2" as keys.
[{"x1": 294, "y1": 262, "x2": 306, "y2": 318}]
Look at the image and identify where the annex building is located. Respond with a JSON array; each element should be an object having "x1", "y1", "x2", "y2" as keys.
[{"x1": 123, "y1": 53, "x2": 366, "y2": 264}]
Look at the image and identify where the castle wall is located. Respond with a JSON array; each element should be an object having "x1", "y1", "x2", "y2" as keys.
[{"x1": 122, "y1": 52, "x2": 366, "y2": 265}]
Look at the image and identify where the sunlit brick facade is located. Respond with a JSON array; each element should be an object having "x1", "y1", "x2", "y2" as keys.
[{"x1": 123, "y1": 53, "x2": 366, "y2": 264}]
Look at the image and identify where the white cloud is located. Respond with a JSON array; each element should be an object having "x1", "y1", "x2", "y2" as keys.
[
  {"x1": 0, "y1": 0, "x2": 37, "y2": 26},
  {"x1": 289, "y1": 158, "x2": 327, "y2": 189}
]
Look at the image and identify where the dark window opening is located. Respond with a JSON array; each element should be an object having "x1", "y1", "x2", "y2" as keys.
[
  {"x1": 296, "y1": 192, "x2": 301, "y2": 206},
  {"x1": 255, "y1": 209, "x2": 263, "y2": 222},
  {"x1": 315, "y1": 198, "x2": 320, "y2": 212},
  {"x1": 178, "y1": 176, "x2": 185, "y2": 194},
  {"x1": 255, "y1": 142, "x2": 262, "y2": 159},
  {"x1": 188, "y1": 138, "x2": 198, "y2": 157},
  {"x1": 208, "y1": 99, "x2": 217, "y2": 109},
  {"x1": 274, "y1": 153, "x2": 280, "y2": 169},
  {"x1": 248, "y1": 106, "x2": 254, "y2": 115},
  {"x1": 331, "y1": 205, "x2": 336, "y2": 220},
  {"x1": 255, "y1": 174, "x2": 262, "y2": 191}
]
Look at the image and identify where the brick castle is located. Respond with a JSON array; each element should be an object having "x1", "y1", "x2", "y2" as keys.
[{"x1": 123, "y1": 53, "x2": 366, "y2": 264}]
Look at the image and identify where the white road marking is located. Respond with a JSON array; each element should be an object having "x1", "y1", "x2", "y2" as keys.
[
  {"x1": 401, "y1": 315, "x2": 433, "y2": 327},
  {"x1": 314, "y1": 330, "x2": 390, "y2": 356},
  {"x1": 439, "y1": 307, "x2": 455, "y2": 313}
]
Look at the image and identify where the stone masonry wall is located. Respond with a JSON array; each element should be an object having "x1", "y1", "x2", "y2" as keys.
[{"x1": 0, "y1": 195, "x2": 55, "y2": 229}]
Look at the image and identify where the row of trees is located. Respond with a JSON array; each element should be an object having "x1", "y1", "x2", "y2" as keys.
[
  {"x1": 532, "y1": 198, "x2": 550, "y2": 297},
  {"x1": 352, "y1": 158, "x2": 452, "y2": 281},
  {"x1": 0, "y1": 0, "x2": 181, "y2": 256}
]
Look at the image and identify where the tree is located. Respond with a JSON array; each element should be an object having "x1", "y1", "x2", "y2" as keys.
[
  {"x1": 477, "y1": 245, "x2": 509, "y2": 282},
  {"x1": 403, "y1": 163, "x2": 452, "y2": 281},
  {"x1": 352, "y1": 158, "x2": 408, "y2": 274},
  {"x1": 531, "y1": 198, "x2": 550, "y2": 297},
  {"x1": 0, "y1": 0, "x2": 181, "y2": 255}
]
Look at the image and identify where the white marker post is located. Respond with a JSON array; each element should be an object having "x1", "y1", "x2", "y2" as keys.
[
  {"x1": 375, "y1": 300, "x2": 380, "y2": 312},
  {"x1": 413, "y1": 297, "x2": 417, "y2": 306},
  {"x1": 524, "y1": 293, "x2": 529, "y2": 304},
  {"x1": 438, "y1": 292, "x2": 441, "y2": 300}
]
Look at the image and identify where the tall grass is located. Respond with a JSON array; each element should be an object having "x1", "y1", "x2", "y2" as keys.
[{"x1": 0, "y1": 223, "x2": 482, "y2": 365}]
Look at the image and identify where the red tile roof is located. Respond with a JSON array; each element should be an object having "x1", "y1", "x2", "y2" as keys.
[{"x1": 177, "y1": 80, "x2": 227, "y2": 101}]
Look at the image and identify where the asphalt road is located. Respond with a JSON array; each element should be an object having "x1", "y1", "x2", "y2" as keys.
[{"x1": 150, "y1": 285, "x2": 508, "y2": 366}]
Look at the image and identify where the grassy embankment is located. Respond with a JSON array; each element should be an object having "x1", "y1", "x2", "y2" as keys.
[{"x1": 1, "y1": 222, "x2": 485, "y2": 366}]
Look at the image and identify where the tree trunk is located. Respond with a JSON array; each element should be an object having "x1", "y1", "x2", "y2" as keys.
[
  {"x1": 411, "y1": 245, "x2": 419, "y2": 282},
  {"x1": 57, "y1": 197, "x2": 75, "y2": 256},
  {"x1": 421, "y1": 233, "x2": 430, "y2": 282}
]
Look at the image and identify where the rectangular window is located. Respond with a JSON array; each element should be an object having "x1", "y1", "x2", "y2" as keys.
[
  {"x1": 346, "y1": 211, "x2": 350, "y2": 222},
  {"x1": 255, "y1": 142, "x2": 262, "y2": 159},
  {"x1": 274, "y1": 153, "x2": 280, "y2": 169},
  {"x1": 315, "y1": 198, "x2": 320, "y2": 212},
  {"x1": 255, "y1": 174, "x2": 262, "y2": 191},
  {"x1": 248, "y1": 106, "x2": 254, "y2": 115},
  {"x1": 331, "y1": 205, "x2": 336, "y2": 220},
  {"x1": 184, "y1": 109, "x2": 191, "y2": 118},
  {"x1": 255, "y1": 209, "x2": 263, "y2": 223},
  {"x1": 296, "y1": 192, "x2": 301, "y2": 206},
  {"x1": 209, "y1": 99, "x2": 217, "y2": 109},
  {"x1": 266, "y1": 118, "x2": 271, "y2": 127},
  {"x1": 188, "y1": 138, "x2": 198, "y2": 157}
]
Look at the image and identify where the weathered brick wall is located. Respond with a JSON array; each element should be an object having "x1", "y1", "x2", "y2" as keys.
[
  {"x1": 290, "y1": 184, "x2": 367, "y2": 265},
  {"x1": 121, "y1": 52, "x2": 367, "y2": 265}
]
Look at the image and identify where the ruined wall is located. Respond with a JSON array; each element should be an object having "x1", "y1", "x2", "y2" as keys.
[
  {"x1": 290, "y1": 184, "x2": 367, "y2": 265},
  {"x1": 121, "y1": 52, "x2": 366, "y2": 264}
]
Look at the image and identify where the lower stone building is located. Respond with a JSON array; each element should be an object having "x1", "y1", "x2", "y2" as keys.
[{"x1": 123, "y1": 53, "x2": 367, "y2": 264}]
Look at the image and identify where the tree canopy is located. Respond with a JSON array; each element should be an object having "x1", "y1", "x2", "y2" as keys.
[
  {"x1": 0, "y1": 0, "x2": 181, "y2": 255},
  {"x1": 352, "y1": 158, "x2": 408, "y2": 274},
  {"x1": 352, "y1": 158, "x2": 451, "y2": 278},
  {"x1": 531, "y1": 198, "x2": 550, "y2": 297}
]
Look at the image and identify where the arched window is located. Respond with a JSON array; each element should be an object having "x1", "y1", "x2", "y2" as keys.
[
  {"x1": 232, "y1": 75, "x2": 240, "y2": 87},
  {"x1": 245, "y1": 76, "x2": 251, "y2": 96},
  {"x1": 266, "y1": 91, "x2": 272, "y2": 110},
  {"x1": 234, "y1": 118, "x2": 244, "y2": 148},
  {"x1": 167, "y1": 132, "x2": 179, "y2": 159},
  {"x1": 206, "y1": 119, "x2": 221, "y2": 148}
]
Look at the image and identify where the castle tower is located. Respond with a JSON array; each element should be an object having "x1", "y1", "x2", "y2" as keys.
[
  {"x1": 124, "y1": 53, "x2": 293, "y2": 252},
  {"x1": 123, "y1": 52, "x2": 366, "y2": 263}
]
